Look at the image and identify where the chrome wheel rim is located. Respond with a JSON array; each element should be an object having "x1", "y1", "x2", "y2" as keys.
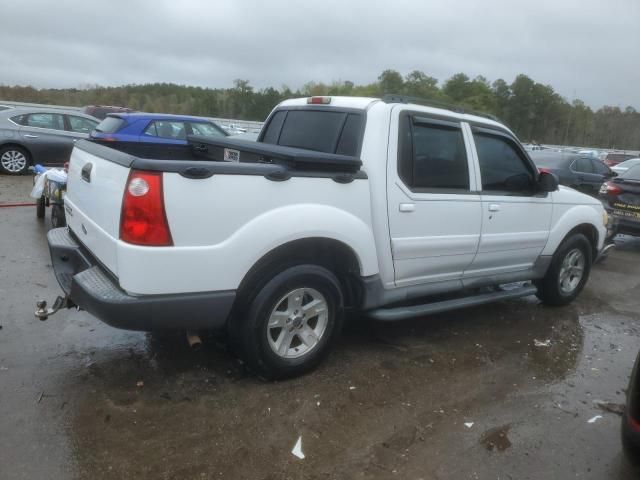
[
  {"x1": 1, "y1": 150, "x2": 27, "y2": 173},
  {"x1": 558, "y1": 248, "x2": 585, "y2": 294},
  {"x1": 266, "y1": 287, "x2": 329, "y2": 359}
]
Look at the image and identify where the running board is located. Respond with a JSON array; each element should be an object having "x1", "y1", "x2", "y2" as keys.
[{"x1": 366, "y1": 284, "x2": 538, "y2": 322}]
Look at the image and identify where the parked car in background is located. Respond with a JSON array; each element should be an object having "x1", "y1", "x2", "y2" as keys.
[
  {"x1": 599, "y1": 164, "x2": 640, "y2": 239},
  {"x1": 524, "y1": 144, "x2": 544, "y2": 152},
  {"x1": 221, "y1": 122, "x2": 248, "y2": 135},
  {"x1": 622, "y1": 349, "x2": 640, "y2": 465},
  {"x1": 0, "y1": 108, "x2": 99, "y2": 174},
  {"x1": 531, "y1": 151, "x2": 615, "y2": 196},
  {"x1": 604, "y1": 152, "x2": 637, "y2": 167},
  {"x1": 612, "y1": 158, "x2": 640, "y2": 175},
  {"x1": 578, "y1": 149, "x2": 600, "y2": 159},
  {"x1": 82, "y1": 105, "x2": 134, "y2": 120},
  {"x1": 90, "y1": 113, "x2": 228, "y2": 156}
]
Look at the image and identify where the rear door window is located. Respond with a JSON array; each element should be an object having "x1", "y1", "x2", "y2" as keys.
[
  {"x1": 144, "y1": 121, "x2": 187, "y2": 140},
  {"x1": 474, "y1": 132, "x2": 535, "y2": 195},
  {"x1": 591, "y1": 159, "x2": 610, "y2": 175},
  {"x1": 189, "y1": 122, "x2": 227, "y2": 138},
  {"x1": 261, "y1": 109, "x2": 363, "y2": 156},
  {"x1": 24, "y1": 113, "x2": 65, "y2": 130},
  {"x1": 573, "y1": 157, "x2": 594, "y2": 173},
  {"x1": 397, "y1": 114, "x2": 470, "y2": 191}
]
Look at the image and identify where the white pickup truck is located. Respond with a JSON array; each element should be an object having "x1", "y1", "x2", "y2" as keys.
[{"x1": 39, "y1": 95, "x2": 608, "y2": 378}]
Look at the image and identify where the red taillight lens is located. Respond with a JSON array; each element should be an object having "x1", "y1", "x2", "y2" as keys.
[
  {"x1": 605, "y1": 159, "x2": 615, "y2": 166},
  {"x1": 538, "y1": 167, "x2": 551, "y2": 174},
  {"x1": 604, "y1": 182, "x2": 622, "y2": 195},
  {"x1": 629, "y1": 414, "x2": 640, "y2": 433},
  {"x1": 307, "y1": 96, "x2": 331, "y2": 104},
  {"x1": 120, "y1": 170, "x2": 173, "y2": 246}
]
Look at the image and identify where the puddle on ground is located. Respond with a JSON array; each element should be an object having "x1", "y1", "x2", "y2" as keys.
[{"x1": 480, "y1": 424, "x2": 512, "y2": 452}]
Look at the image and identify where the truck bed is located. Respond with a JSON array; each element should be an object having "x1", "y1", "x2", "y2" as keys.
[{"x1": 88, "y1": 135, "x2": 363, "y2": 176}]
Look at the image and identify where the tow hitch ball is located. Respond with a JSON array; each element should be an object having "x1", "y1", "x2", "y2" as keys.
[{"x1": 35, "y1": 296, "x2": 74, "y2": 321}]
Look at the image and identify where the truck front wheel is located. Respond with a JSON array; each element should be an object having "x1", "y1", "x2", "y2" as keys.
[
  {"x1": 233, "y1": 264, "x2": 344, "y2": 380},
  {"x1": 535, "y1": 233, "x2": 592, "y2": 306}
]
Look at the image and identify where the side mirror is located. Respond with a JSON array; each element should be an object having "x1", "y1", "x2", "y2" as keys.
[{"x1": 538, "y1": 171, "x2": 559, "y2": 192}]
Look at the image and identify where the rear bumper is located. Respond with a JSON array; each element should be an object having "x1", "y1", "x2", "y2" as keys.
[
  {"x1": 609, "y1": 217, "x2": 640, "y2": 237},
  {"x1": 47, "y1": 228, "x2": 235, "y2": 331},
  {"x1": 604, "y1": 206, "x2": 640, "y2": 237}
]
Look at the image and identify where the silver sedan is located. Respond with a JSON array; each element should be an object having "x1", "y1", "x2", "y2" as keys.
[{"x1": 0, "y1": 107, "x2": 99, "y2": 175}]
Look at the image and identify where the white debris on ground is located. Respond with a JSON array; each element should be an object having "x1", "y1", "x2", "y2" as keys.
[
  {"x1": 534, "y1": 339, "x2": 551, "y2": 347},
  {"x1": 587, "y1": 415, "x2": 603, "y2": 424},
  {"x1": 292, "y1": 436, "x2": 305, "y2": 459},
  {"x1": 464, "y1": 422, "x2": 474, "y2": 428}
]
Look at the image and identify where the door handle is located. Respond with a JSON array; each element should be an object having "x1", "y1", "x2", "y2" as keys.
[
  {"x1": 24, "y1": 134, "x2": 38, "y2": 138},
  {"x1": 488, "y1": 204, "x2": 501, "y2": 212},
  {"x1": 399, "y1": 203, "x2": 415, "y2": 212}
]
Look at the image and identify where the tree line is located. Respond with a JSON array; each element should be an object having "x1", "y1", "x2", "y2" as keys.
[{"x1": 1, "y1": 70, "x2": 638, "y2": 150}]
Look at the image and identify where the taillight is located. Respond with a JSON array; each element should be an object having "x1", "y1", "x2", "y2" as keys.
[
  {"x1": 602, "y1": 181, "x2": 622, "y2": 195},
  {"x1": 538, "y1": 167, "x2": 551, "y2": 174},
  {"x1": 307, "y1": 96, "x2": 331, "y2": 104},
  {"x1": 605, "y1": 159, "x2": 615, "y2": 166},
  {"x1": 629, "y1": 414, "x2": 640, "y2": 433},
  {"x1": 120, "y1": 170, "x2": 173, "y2": 246}
]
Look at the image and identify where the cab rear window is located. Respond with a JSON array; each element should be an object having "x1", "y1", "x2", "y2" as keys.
[{"x1": 261, "y1": 109, "x2": 364, "y2": 157}]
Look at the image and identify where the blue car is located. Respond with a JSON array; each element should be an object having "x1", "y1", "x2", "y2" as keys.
[{"x1": 90, "y1": 113, "x2": 228, "y2": 147}]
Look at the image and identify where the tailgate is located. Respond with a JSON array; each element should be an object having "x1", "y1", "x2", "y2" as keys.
[{"x1": 65, "y1": 141, "x2": 132, "y2": 275}]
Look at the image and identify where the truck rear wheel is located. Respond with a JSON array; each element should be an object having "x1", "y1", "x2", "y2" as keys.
[
  {"x1": 36, "y1": 196, "x2": 45, "y2": 219},
  {"x1": 535, "y1": 233, "x2": 592, "y2": 306},
  {"x1": 232, "y1": 264, "x2": 344, "y2": 380}
]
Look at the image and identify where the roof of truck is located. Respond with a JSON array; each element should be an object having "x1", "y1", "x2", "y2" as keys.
[
  {"x1": 278, "y1": 96, "x2": 512, "y2": 134},
  {"x1": 278, "y1": 97, "x2": 381, "y2": 110}
]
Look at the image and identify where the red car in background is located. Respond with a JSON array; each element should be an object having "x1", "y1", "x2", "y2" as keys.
[{"x1": 83, "y1": 105, "x2": 134, "y2": 120}]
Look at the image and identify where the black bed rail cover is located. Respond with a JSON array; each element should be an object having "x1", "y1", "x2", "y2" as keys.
[{"x1": 187, "y1": 135, "x2": 362, "y2": 173}]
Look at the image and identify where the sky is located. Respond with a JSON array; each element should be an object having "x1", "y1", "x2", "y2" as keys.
[{"x1": 1, "y1": 0, "x2": 639, "y2": 109}]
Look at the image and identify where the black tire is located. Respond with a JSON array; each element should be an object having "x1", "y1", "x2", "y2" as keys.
[
  {"x1": 622, "y1": 409, "x2": 640, "y2": 467},
  {"x1": 0, "y1": 145, "x2": 31, "y2": 175},
  {"x1": 535, "y1": 233, "x2": 592, "y2": 306},
  {"x1": 51, "y1": 204, "x2": 66, "y2": 228},
  {"x1": 230, "y1": 264, "x2": 344, "y2": 380},
  {"x1": 36, "y1": 196, "x2": 45, "y2": 219}
]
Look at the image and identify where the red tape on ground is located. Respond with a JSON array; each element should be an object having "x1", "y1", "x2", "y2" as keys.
[{"x1": 0, "y1": 203, "x2": 35, "y2": 208}]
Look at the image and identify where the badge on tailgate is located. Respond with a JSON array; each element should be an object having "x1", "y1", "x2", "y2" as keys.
[{"x1": 224, "y1": 148, "x2": 240, "y2": 163}]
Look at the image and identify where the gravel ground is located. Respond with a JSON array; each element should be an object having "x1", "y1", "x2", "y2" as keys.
[{"x1": 0, "y1": 175, "x2": 639, "y2": 479}]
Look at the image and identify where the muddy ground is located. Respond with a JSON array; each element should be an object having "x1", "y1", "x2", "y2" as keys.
[{"x1": 0, "y1": 175, "x2": 639, "y2": 479}]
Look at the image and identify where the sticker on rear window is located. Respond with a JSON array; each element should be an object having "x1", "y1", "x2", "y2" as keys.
[{"x1": 224, "y1": 148, "x2": 240, "y2": 162}]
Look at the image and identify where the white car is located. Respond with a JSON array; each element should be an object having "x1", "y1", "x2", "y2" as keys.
[
  {"x1": 612, "y1": 158, "x2": 640, "y2": 175},
  {"x1": 40, "y1": 96, "x2": 608, "y2": 378}
]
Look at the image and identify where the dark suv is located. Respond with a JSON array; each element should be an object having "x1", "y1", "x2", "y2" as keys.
[{"x1": 83, "y1": 105, "x2": 134, "y2": 120}]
